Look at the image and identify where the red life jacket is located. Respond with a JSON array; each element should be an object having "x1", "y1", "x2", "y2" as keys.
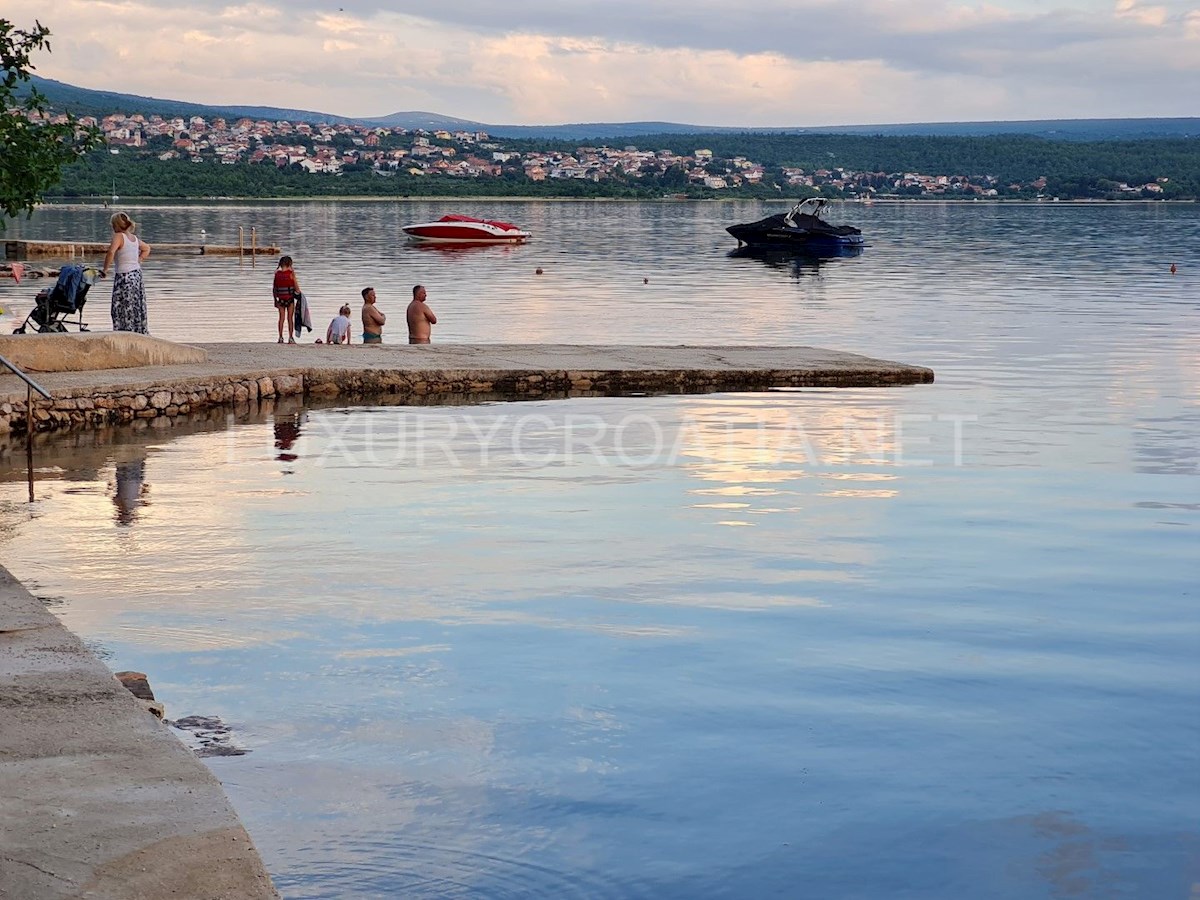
[{"x1": 273, "y1": 268, "x2": 299, "y2": 302}]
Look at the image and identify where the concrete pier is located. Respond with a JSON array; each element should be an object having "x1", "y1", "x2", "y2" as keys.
[
  {"x1": 0, "y1": 565, "x2": 279, "y2": 899},
  {"x1": 4, "y1": 239, "x2": 281, "y2": 259},
  {"x1": 0, "y1": 338, "x2": 934, "y2": 435}
]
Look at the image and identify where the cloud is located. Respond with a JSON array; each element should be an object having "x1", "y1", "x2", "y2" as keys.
[
  {"x1": 472, "y1": 37, "x2": 918, "y2": 125},
  {"x1": 1114, "y1": 0, "x2": 1169, "y2": 26},
  {"x1": 5, "y1": 0, "x2": 1198, "y2": 125}
]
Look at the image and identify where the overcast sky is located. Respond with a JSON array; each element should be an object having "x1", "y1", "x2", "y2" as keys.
[{"x1": 10, "y1": 1, "x2": 1200, "y2": 126}]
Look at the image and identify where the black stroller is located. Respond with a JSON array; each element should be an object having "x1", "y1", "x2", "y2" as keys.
[{"x1": 12, "y1": 264, "x2": 101, "y2": 334}]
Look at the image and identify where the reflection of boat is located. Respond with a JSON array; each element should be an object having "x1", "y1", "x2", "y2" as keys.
[
  {"x1": 728, "y1": 244, "x2": 863, "y2": 276},
  {"x1": 402, "y1": 214, "x2": 531, "y2": 244},
  {"x1": 407, "y1": 240, "x2": 521, "y2": 255},
  {"x1": 726, "y1": 198, "x2": 863, "y2": 249}
]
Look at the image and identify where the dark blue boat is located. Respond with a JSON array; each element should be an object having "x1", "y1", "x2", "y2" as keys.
[{"x1": 726, "y1": 198, "x2": 864, "y2": 249}]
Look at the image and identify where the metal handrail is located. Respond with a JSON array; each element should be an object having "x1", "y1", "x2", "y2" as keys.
[
  {"x1": 0, "y1": 353, "x2": 52, "y2": 399},
  {"x1": 1, "y1": 352, "x2": 51, "y2": 501}
]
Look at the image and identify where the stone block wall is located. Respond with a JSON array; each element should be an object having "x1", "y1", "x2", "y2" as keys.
[
  {"x1": 0, "y1": 374, "x2": 304, "y2": 435},
  {"x1": 0, "y1": 364, "x2": 929, "y2": 436}
]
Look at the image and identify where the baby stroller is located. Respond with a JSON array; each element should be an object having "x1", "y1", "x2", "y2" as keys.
[{"x1": 12, "y1": 264, "x2": 100, "y2": 334}]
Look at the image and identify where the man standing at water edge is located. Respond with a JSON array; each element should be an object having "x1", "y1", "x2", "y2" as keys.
[
  {"x1": 407, "y1": 284, "x2": 437, "y2": 344},
  {"x1": 361, "y1": 286, "x2": 385, "y2": 344}
]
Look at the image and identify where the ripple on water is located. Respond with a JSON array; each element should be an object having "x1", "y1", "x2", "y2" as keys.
[{"x1": 272, "y1": 835, "x2": 652, "y2": 900}]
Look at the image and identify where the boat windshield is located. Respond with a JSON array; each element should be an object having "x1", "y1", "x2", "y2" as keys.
[
  {"x1": 439, "y1": 214, "x2": 521, "y2": 230},
  {"x1": 788, "y1": 198, "x2": 826, "y2": 219}
]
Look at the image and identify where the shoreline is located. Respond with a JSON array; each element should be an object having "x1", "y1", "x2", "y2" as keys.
[
  {"x1": 33, "y1": 196, "x2": 1197, "y2": 206},
  {"x1": 0, "y1": 564, "x2": 279, "y2": 899}
]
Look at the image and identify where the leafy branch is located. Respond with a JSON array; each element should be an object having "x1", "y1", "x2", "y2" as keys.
[{"x1": 1, "y1": 18, "x2": 102, "y2": 225}]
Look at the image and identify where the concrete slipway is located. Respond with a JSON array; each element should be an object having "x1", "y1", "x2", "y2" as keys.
[
  {"x1": 0, "y1": 566, "x2": 279, "y2": 899},
  {"x1": 0, "y1": 336, "x2": 933, "y2": 897}
]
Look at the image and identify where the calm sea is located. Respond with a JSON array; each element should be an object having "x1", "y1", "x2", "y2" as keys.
[{"x1": 1, "y1": 201, "x2": 1198, "y2": 898}]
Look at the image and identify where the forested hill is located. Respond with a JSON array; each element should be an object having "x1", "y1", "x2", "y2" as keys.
[
  {"x1": 23, "y1": 75, "x2": 357, "y2": 126},
  {"x1": 52, "y1": 131, "x2": 1200, "y2": 201},
  {"x1": 23, "y1": 77, "x2": 1200, "y2": 201},
  {"x1": 556, "y1": 132, "x2": 1200, "y2": 191},
  {"x1": 23, "y1": 75, "x2": 1200, "y2": 142}
]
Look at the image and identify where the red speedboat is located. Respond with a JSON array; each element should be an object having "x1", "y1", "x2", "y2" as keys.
[{"x1": 402, "y1": 214, "x2": 531, "y2": 244}]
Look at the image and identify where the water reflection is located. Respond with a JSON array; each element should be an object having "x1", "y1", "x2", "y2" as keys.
[
  {"x1": 273, "y1": 412, "x2": 304, "y2": 467},
  {"x1": 0, "y1": 389, "x2": 1196, "y2": 898},
  {"x1": 404, "y1": 241, "x2": 525, "y2": 257},
  {"x1": 727, "y1": 244, "x2": 864, "y2": 279},
  {"x1": 111, "y1": 447, "x2": 149, "y2": 526}
]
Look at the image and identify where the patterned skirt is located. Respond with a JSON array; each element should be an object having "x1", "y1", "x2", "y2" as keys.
[{"x1": 111, "y1": 269, "x2": 149, "y2": 334}]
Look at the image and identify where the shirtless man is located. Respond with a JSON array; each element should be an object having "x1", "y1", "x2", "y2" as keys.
[
  {"x1": 361, "y1": 286, "x2": 385, "y2": 344},
  {"x1": 406, "y1": 284, "x2": 438, "y2": 344}
]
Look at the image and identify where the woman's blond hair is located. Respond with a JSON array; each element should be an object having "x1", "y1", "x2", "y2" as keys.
[{"x1": 110, "y1": 212, "x2": 135, "y2": 232}]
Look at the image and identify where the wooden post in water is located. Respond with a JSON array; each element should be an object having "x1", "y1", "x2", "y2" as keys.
[
  {"x1": 251, "y1": 227, "x2": 257, "y2": 267},
  {"x1": 239, "y1": 226, "x2": 244, "y2": 259}
]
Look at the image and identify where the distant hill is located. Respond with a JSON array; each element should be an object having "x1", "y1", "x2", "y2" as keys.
[
  {"x1": 22, "y1": 76, "x2": 357, "y2": 125},
  {"x1": 23, "y1": 76, "x2": 1200, "y2": 142},
  {"x1": 361, "y1": 110, "x2": 494, "y2": 131},
  {"x1": 440, "y1": 118, "x2": 1200, "y2": 142},
  {"x1": 792, "y1": 118, "x2": 1200, "y2": 142}
]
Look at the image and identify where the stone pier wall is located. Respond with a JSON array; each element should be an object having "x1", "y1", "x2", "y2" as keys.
[
  {"x1": 0, "y1": 364, "x2": 930, "y2": 436},
  {"x1": 0, "y1": 374, "x2": 304, "y2": 434}
]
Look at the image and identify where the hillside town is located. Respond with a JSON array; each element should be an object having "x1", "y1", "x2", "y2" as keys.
[{"x1": 38, "y1": 110, "x2": 1173, "y2": 198}]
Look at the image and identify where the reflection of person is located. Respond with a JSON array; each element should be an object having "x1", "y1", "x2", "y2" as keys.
[
  {"x1": 406, "y1": 284, "x2": 437, "y2": 344},
  {"x1": 326, "y1": 304, "x2": 352, "y2": 345},
  {"x1": 361, "y1": 286, "x2": 385, "y2": 344},
  {"x1": 101, "y1": 212, "x2": 151, "y2": 334},
  {"x1": 273, "y1": 255, "x2": 300, "y2": 344},
  {"x1": 113, "y1": 455, "x2": 149, "y2": 526},
  {"x1": 274, "y1": 414, "x2": 302, "y2": 463}
]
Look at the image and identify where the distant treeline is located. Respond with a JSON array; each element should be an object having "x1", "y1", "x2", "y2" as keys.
[
  {"x1": 538, "y1": 133, "x2": 1200, "y2": 198},
  {"x1": 52, "y1": 152, "x2": 686, "y2": 200},
  {"x1": 50, "y1": 133, "x2": 1200, "y2": 201}
]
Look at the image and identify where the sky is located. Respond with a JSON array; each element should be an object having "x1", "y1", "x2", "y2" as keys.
[{"x1": 8, "y1": 0, "x2": 1200, "y2": 126}]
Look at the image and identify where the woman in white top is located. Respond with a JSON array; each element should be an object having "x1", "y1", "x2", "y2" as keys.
[{"x1": 101, "y1": 212, "x2": 152, "y2": 334}]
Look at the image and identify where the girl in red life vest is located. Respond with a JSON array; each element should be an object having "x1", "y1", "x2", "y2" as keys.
[{"x1": 273, "y1": 255, "x2": 301, "y2": 343}]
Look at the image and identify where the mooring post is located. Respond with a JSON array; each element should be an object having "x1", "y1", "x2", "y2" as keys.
[
  {"x1": 251, "y1": 227, "x2": 257, "y2": 266},
  {"x1": 239, "y1": 226, "x2": 245, "y2": 258}
]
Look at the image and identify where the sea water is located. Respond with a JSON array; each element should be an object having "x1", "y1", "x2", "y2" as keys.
[{"x1": 0, "y1": 201, "x2": 1197, "y2": 898}]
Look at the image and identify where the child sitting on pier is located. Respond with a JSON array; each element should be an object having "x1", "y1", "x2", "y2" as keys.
[{"x1": 325, "y1": 304, "x2": 353, "y2": 345}]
